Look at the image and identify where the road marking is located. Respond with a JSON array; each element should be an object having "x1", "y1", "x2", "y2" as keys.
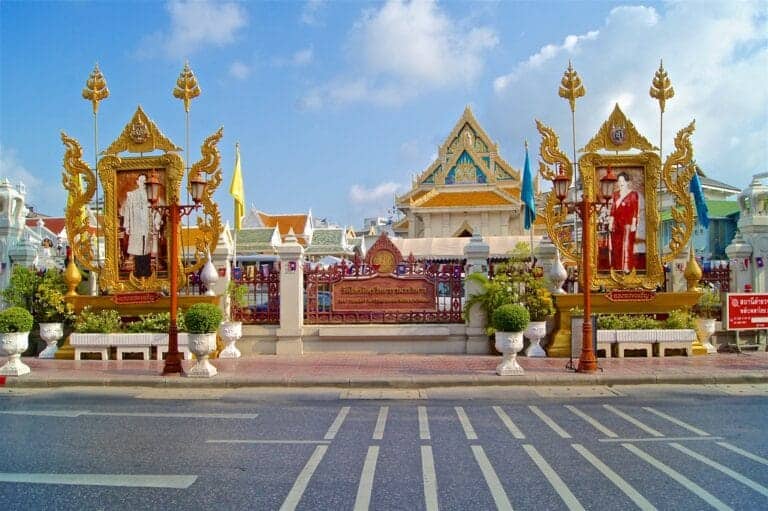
[
  {"x1": 669, "y1": 443, "x2": 768, "y2": 498},
  {"x1": 421, "y1": 445, "x2": 438, "y2": 511},
  {"x1": 642, "y1": 407, "x2": 710, "y2": 436},
  {"x1": 604, "y1": 405, "x2": 663, "y2": 437},
  {"x1": 324, "y1": 406, "x2": 350, "y2": 440},
  {"x1": 523, "y1": 444, "x2": 584, "y2": 510},
  {"x1": 716, "y1": 442, "x2": 768, "y2": 466},
  {"x1": 565, "y1": 406, "x2": 618, "y2": 438},
  {"x1": 373, "y1": 406, "x2": 388, "y2": 440},
  {"x1": 600, "y1": 436, "x2": 722, "y2": 443},
  {"x1": 529, "y1": 406, "x2": 571, "y2": 438},
  {"x1": 623, "y1": 443, "x2": 732, "y2": 511},
  {"x1": 418, "y1": 406, "x2": 431, "y2": 440},
  {"x1": 455, "y1": 406, "x2": 478, "y2": 440},
  {"x1": 279, "y1": 445, "x2": 328, "y2": 511},
  {"x1": 354, "y1": 446, "x2": 379, "y2": 511},
  {"x1": 571, "y1": 444, "x2": 656, "y2": 511},
  {"x1": 0, "y1": 410, "x2": 257, "y2": 419},
  {"x1": 0, "y1": 410, "x2": 84, "y2": 418},
  {"x1": 0, "y1": 473, "x2": 196, "y2": 489},
  {"x1": 206, "y1": 440, "x2": 330, "y2": 445},
  {"x1": 493, "y1": 406, "x2": 525, "y2": 439},
  {"x1": 471, "y1": 446, "x2": 513, "y2": 511}
]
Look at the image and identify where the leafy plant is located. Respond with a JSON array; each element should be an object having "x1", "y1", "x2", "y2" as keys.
[
  {"x1": 228, "y1": 281, "x2": 249, "y2": 308},
  {"x1": 2, "y1": 266, "x2": 39, "y2": 311},
  {"x1": 463, "y1": 272, "x2": 520, "y2": 324},
  {"x1": 696, "y1": 286, "x2": 721, "y2": 319},
  {"x1": 569, "y1": 306, "x2": 584, "y2": 316},
  {"x1": 74, "y1": 308, "x2": 122, "y2": 333},
  {"x1": 183, "y1": 303, "x2": 223, "y2": 334},
  {"x1": 124, "y1": 310, "x2": 186, "y2": 333},
  {"x1": 490, "y1": 303, "x2": 530, "y2": 333},
  {"x1": 35, "y1": 270, "x2": 74, "y2": 323},
  {"x1": 521, "y1": 276, "x2": 555, "y2": 321},
  {"x1": 0, "y1": 306, "x2": 34, "y2": 333},
  {"x1": 664, "y1": 309, "x2": 696, "y2": 330},
  {"x1": 596, "y1": 313, "x2": 660, "y2": 330}
]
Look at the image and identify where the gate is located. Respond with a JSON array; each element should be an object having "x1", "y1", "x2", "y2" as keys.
[{"x1": 231, "y1": 265, "x2": 280, "y2": 324}]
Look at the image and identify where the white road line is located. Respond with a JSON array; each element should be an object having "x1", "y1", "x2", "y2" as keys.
[
  {"x1": 622, "y1": 443, "x2": 732, "y2": 511},
  {"x1": 565, "y1": 406, "x2": 618, "y2": 438},
  {"x1": 493, "y1": 406, "x2": 525, "y2": 439},
  {"x1": 279, "y1": 445, "x2": 328, "y2": 511},
  {"x1": 324, "y1": 406, "x2": 350, "y2": 440},
  {"x1": 523, "y1": 444, "x2": 584, "y2": 511},
  {"x1": 0, "y1": 410, "x2": 84, "y2": 417},
  {"x1": 419, "y1": 406, "x2": 431, "y2": 440},
  {"x1": 354, "y1": 446, "x2": 379, "y2": 511},
  {"x1": 604, "y1": 405, "x2": 663, "y2": 437},
  {"x1": 669, "y1": 443, "x2": 768, "y2": 498},
  {"x1": 206, "y1": 440, "x2": 330, "y2": 445},
  {"x1": 471, "y1": 446, "x2": 513, "y2": 511},
  {"x1": 528, "y1": 406, "x2": 571, "y2": 438},
  {"x1": 716, "y1": 442, "x2": 768, "y2": 466},
  {"x1": 421, "y1": 445, "x2": 439, "y2": 511},
  {"x1": 0, "y1": 473, "x2": 196, "y2": 489},
  {"x1": 0, "y1": 410, "x2": 257, "y2": 419},
  {"x1": 600, "y1": 436, "x2": 722, "y2": 443},
  {"x1": 642, "y1": 408, "x2": 710, "y2": 436},
  {"x1": 373, "y1": 406, "x2": 388, "y2": 440},
  {"x1": 571, "y1": 444, "x2": 656, "y2": 511},
  {"x1": 455, "y1": 406, "x2": 478, "y2": 440}
]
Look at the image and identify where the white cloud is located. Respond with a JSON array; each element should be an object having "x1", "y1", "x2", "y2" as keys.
[
  {"x1": 300, "y1": 0, "x2": 326, "y2": 26},
  {"x1": 137, "y1": 1, "x2": 247, "y2": 59},
  {"x1": 229, "y1": 61, "x2": 250, "y2": 79},
  {"x1": 490, "y1": 1, "x2": 767, "y2": 191},
  {"x1": 292, "y1": 48, "x2": 313, "y2": 66},
  {"x1": 349, "y1": 182, "x2": 403, "y2": 205},
  {"x1": 302, "y1": 0, "x2": 497, "y2": 108},
  {"x1": 0, "y1": 144, "x2": 45, "y2": 208}
]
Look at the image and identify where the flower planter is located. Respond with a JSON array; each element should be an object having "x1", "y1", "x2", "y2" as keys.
[
  {"x1": 0, "y1": 331, "x2": 31, "y2": 376},
  {"x1": 494, "y1": 331, "x2": 524, "y2": 376},
  {"x1": 697, "y1": 318, "x2": 717, "y2": 354},
  {"x1": 218, "y1": 321, "x2": 243, "y2": 358},
  {"x1": 524, "y1": 321, "x2": 548, "y2": 357},
  {"x1": 38, "y1": 322, "x2": 63, "y2": 359},
  {"x1": 187, "y1": 332, "x2": 218, "y2": 378}
]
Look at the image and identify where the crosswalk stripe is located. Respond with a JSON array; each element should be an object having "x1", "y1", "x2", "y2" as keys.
[
  {"x1": 419, "y1": 406, "x2": 431, "y2": 440},
  {"x1": 565, "y1": 406, "x2": 618, "y2": 438},
  {"x1": 471, "y1": 446, "x2": 513, "y2": 511},
  {"x1": 571, "y1": 444, "x2": 656, "y2": 511},
  {"x1": 373, "y1": 406, "x2": 388, "y2": 440},
  {"x1": 600, "y1": 436, "x2": 722, "y2": 443},
  {"x1": 529, "y1": 406, "x2": 571, "y2": 438},
  {"x1": 604, "y1": 405, "x2": 664, "y2": 437},
  {"x1": 523, "y1": 444, "x2": 584, "y2": 511},
  {"x1": 0, "y1": 473, "x2": 196, "y2": 489},
  {"x1": 642, "y1": 408, "x2": 710, "y2": 436},
  {"x1": 421, "y1": 445, "x2": 439, "y2": 511},
  {"x1": 622, "y1": 443, "x2": 732, "y2": 511},
  {"x1": 353, "y1": 446, "x2": 379, "y2": 511},
  {"x1": 279, "y1": 445, "x2": 328, "y2": 511},
  {"x1": 455, "y1": 406, "x2": 478, "y2": 440},
  {"x1": 324, "y1": 406, "x2": 350, "y2": 440},
  {"x1": 716, "y1": 442, "x2": 768, "y2": 466},
  {"x1": 493, "y1": 406, "x2": 525, "y2": 439},
  {"x1": 669, "y1": 443, "x2": 768, "y2": 498}
]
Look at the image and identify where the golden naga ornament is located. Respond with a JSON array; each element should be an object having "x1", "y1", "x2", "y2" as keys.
[
  {"x1": 558, "y1": 61, "x2": 585, "y2": 113},
  {"x1": 661, "y1": 121, "x2": 698, "y2": 263},
  {"x1": 173, "y1": 61, "x2": 201, "y2": 113},
  {"x1": 61, "y1": 132, "x2": 99, "y2": 273},
  {"x1": 649, "y1": 60, "x2": 675, "y2": 113},
  {"x1": 82, "y1": 64, "x2": 109, "y2": 114}
]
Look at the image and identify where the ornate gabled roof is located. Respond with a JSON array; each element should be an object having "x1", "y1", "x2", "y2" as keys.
[
  {"x1": 257, "y1": 212, "x2": 310, "y2": 237},
  {"x1": 581, "y1": 104, "x2": 658, "y2": 153},
  {"x1": 305, "y1": 228, "x2": 352, "y2": 255},
  {"x1": 236, "y1": 227, "x2": 280, "y2": 252},
  {"x1": 104, "y1": 106, "x2": 181, "y2": 155},
  {"x1": 413, "y1": 188, "x2": 520, "y2": 208}
]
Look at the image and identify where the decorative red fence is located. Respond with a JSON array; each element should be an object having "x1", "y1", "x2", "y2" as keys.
[
  {"x1": 700, "y1": 263, "x2": 731, "y2": 292},
  {"x1": 231, "y1": 266, "x2": 281, "y2": 324}
]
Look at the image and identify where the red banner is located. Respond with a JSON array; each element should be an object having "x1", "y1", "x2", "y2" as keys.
[
  {"x1": 725, "y1": 293, "x2": 768, "y2": 330},
  {"x1": 111, "y1": 292, "x2": 162, "y2": 305}
]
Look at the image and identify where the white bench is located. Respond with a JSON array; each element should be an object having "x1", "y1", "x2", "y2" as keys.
[
  {"x1": 154, "y1": 333, "x2": 192, "y2": 360},
  {"x1": 70, "y1": 333, "x2": 166, "y2": 360},
  {"x1": 70, "y1": 333, "x2": 111, "y2": 360}
]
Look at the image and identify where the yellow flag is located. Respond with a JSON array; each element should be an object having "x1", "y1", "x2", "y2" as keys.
[{"x1": 229, "y1": 144, "x2": 245, "y2": 231}]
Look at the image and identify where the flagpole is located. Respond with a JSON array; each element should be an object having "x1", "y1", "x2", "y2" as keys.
[{"x1": 650, "y1": 59, "x2": 674, "y2": 267}]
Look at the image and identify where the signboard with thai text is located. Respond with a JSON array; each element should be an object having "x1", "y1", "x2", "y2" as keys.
[
  {"x1": 111, "y1": 292, "x2": 162, "y2": 305},
  {"x1": 724, "y1": 293, "x2": 768, "y2": 331},
  {"x1": 332, "y1": 276, "x2": 436, "y2": 312},
  {"x1": 605, "y1": 289, "x2": 656, "y2": 302}
]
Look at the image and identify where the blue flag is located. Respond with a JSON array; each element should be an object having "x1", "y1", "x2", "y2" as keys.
[
  {"x1": 522, "y1": 145, "x2": 536, "y2": 230},
  {"x1": 690, "y1": 171, "x2": 709, "y2": 229}
]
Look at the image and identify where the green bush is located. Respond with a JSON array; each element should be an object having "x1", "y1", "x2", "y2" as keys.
[
  {"x1": 74, "y1": 308, "x2": 122, "y2": 333},
  {"x1": 183, "y1": 303, "x2": 223, "y2": 334},
  {"x1": 696, "y1": 286, "x2": 721, "y2": 319},
  {"x1": 597, "y1": 313, "x2": 661, "y2": 330},
  {"x1": 664, "y1": 309, "x2": 696, "y2": 330},
  {"x1": 124, "y1": 310, "x2": 186, "y2": 333},
  {"x1": 490, "y1": 303, "x2": 530, "y2": 333},
  {"x1": 0, "y1": 307, "x2": 34, "y2": 333}
]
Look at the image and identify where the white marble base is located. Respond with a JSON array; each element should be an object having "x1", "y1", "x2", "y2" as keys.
[
  {"x1": 0, "y1": 355, "x2": 30, "y2": 376},
  {"x1": 188, "y1": 359, "x2": 218, "y2": 378}
]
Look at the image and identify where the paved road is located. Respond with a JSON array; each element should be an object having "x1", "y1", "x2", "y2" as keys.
[{"x1": 1, "y1": 385, "x2": 767, "y2": 510}]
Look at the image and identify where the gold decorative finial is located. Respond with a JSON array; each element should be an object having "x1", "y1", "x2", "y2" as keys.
[
  {"x1": 173, "y1": 60, "x2": 201, "y2": 113},
  {"x1": 82, "y1": 63, "x2": 109, "y2": 114},
  {"x1": 684, "y1": 245, "x2": 702, "y2": 291},
  {"x1": 558, "y1": 60, "x2": 585, "y2": 113},
  {"x1": 650, "y1": 59, "x2": 674, "y2": 113}
]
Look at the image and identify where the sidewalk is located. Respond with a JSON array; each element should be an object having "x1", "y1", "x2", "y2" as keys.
[{"x1": 1, "y1": 352, "x2": 767, "y2": 388}]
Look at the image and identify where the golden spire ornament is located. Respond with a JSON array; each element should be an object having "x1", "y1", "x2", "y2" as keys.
[
  {"x1": 650, "y1": 59, "x2": 675, "y2": 113},
  {"x1": 81, "y1": 63, "x2": 109, "y2": 114},
  {"x1": 558, "y1": 60, "x2": 585, "y2": 113},
  {"x1": 173, "y1": 61, "x2": 201, "y2": 113}
]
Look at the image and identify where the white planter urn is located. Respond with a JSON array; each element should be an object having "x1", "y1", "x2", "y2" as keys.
[
  {"x1": 524, "y1": 321, "x2": 548, "y2": 357},
  {"x1": 218, "y1": 321, "x2": 242, "y2": 358},
  {"x1": 0, "y1": 331, "x2": 31, "y2": 376},
  {"x1": 494, "y1": 331, "x2": 525, "y2": 375},
  {"x1": 38, "y1": 322, "x2": 63, "y2": 359},
  {"x1": 697, "y1": 318, "x2": 718, "y2": 354},
  {"x1": 187, "y1": 332, "x2": 218, "y2": 378}
]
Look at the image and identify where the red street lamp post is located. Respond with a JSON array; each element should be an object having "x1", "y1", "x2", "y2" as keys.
[
  {"x1": 551, "y1": 165, "x2": 617, "y2": 373},
  {"x1": 145, "y1": 171, "x2": 207, "y2": 375}
]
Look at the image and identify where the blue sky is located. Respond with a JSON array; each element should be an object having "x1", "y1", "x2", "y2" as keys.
[{"x1": 1, "y1": 1, "x2": 766, "y2": 230}]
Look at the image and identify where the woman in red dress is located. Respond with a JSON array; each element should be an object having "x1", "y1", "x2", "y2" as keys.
[{"x1": 608, "y1": 172, "x2": 639, "y2": 272}]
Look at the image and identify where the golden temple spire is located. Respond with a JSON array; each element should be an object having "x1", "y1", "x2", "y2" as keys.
[
  {"x1": 173, "y1": 60, "x2": 201, "y2": 113},
  {"x1": 558, "y1": 60, "x2": 585, "y2": 113},
  {"x1": 650, "y1": 59, "x2": 675, "y2": 113},
  {"x1": 82, "y1": 63, "x2": 109, "y2": 114}
]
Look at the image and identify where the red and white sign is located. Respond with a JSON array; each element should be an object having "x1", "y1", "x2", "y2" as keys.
[{"x1": 724, "y1": 293, "x2": 768, "y2": 331}]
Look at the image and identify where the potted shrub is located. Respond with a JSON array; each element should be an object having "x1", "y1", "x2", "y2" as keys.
[
  {"x1": 696, "y1": 286, "x2": 720, "y2": 353},
  {"x1": 0, "y1": 306, "x2": 35, "y2": 376},
  {"x1": 184, "y1": 303, "x2": 223, "y2": 377},
  {"x1": 34, "y1": 270, "x2": 74, "y2": 358},
  {"x1": 219, "y1": 281, "x2": 248, "y2": 359},
  {"x1": 521, "y1": 277, "x2": 555, "y2": 357},
  {"x1": 491, "y1": 303, "x2": 530, "y2": 376}
]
